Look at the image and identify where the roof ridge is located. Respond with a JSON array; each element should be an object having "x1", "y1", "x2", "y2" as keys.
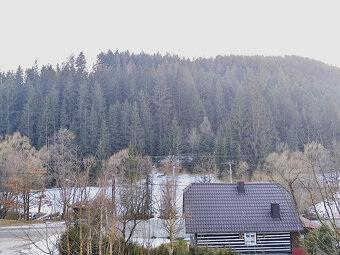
[{"x1": 189, "y1": 182, "x2": 279, "y2": 185}]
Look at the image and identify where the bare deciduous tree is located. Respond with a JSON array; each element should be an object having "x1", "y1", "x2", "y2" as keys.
[
  {"x1": 159, "y1": 158, "x2": 183, "y2": 255},
  {"x1": 102, "y1": 147, "x2": 153, "y2": 250},
  {"x1": 193, "y1": 156, "x2": 216, "y2": 183},
  {"x1": 0, "y1": 133, "x2": 46, "y2": 220},
  {"x1": 255, "y1": 142, "x2": 340, "y2": 254}
]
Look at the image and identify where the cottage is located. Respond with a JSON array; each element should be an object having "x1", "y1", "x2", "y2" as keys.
[{"x1": 183, "y1": 182, "x2": 304, "y2": 254}]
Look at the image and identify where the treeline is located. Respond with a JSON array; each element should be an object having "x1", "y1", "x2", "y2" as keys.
[{"x1": 1, "y1": 51, "x2": 340, "y2": 176}]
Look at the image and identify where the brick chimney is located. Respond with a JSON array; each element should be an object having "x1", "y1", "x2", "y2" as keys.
[
  {"x1": 237, "y1": 181, "x2": 245, "y2": 194},
  {"x1": 271, "y1": 203, "x2": 280, "y2": 219}
]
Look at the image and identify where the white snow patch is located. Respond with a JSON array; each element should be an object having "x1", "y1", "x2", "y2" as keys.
[
  {"x1": 314, "y1": 198, "x2": 340, "y2": 219},
  {"x1": 21, "y1": 234, "x2": 59, "y2": 255},
  {"x1": 151, "y1": 170, "x2": 219, "y2": 217},
  {"x1": 28, "y1": 170, "x2": 219, "y2": 219},
  {"x1": 29, "y1": 187, "x2": 103, "y2": 217}
]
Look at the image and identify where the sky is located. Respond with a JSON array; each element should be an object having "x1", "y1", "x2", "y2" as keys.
[{"x1": 1, "y1": 0, "x2": 340, "y2": 71}]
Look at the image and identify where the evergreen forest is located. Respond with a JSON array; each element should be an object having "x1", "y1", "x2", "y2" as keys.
[{"x1": 1, "y1": 51, "x2": 340, "y2": 177}]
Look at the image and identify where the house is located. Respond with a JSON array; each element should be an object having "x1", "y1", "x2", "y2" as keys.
[{"x1": 183, "y1": 182, "x2": 304, "y2": 254}]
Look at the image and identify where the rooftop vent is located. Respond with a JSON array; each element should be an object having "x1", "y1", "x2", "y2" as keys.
[
  {"x1": 237, "y1": 181, "x2": 245, "y2": 194},
  {"x1": 271, "y1": 203, "x2": 280, "y2": 219}
]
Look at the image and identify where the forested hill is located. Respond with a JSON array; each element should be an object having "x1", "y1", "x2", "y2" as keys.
[{"x1": 1, "y1": 51, "x2": 340, "y2": 175}]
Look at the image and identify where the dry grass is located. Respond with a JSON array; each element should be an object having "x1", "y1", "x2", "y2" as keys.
[{"x1": 0, "y1": 219, "x2": 35, "y2": 227}]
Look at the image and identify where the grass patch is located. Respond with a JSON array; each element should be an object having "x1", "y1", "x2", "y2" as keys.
[{"x1": 0, "y1": 219, "x2": 38, "y2": 227}]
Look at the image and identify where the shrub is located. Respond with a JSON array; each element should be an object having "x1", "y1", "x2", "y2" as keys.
[
  {"x1": 189, "y1": 245, "x2": 239, "y2": 255},
  {"x1": 300, "y1": 225, "x2": 340, "y2": 254},
  {"x1": 59, "y1": 223, "x2": 90, "y2": 255},
  {"x1": 152, "y1": 240, "x2": 188, "y2": 255},
  {"x1": 4, "y1": 210, "x2": 20, "y2": 220},
  {"x1": 59, "y1": 224, "x2": 150, "y2": 255},
  {"x1": 59, "y1": 227, "x2": 239, "y2": 255}
]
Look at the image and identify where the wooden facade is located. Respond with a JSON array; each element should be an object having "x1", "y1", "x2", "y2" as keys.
[{"x1": 193, "y1": 232, "x2": 294, "y2": 254}]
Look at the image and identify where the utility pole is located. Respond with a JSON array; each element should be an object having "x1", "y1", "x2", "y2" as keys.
[{"x1": 228, "y1": 160, "x2": 234, "y2": 183}]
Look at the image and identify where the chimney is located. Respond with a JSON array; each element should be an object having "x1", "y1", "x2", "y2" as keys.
[
  {"x1": 271, "y1": 203, "x2": 280, "y2": 219},
  {"x1": 237, "y1": 181, "x2": 245, "y2": 194}
]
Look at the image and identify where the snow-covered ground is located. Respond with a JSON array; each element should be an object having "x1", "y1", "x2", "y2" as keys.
[
  {"x1": 0, "y1": 222, "x2": 65, "y2": 255},
  {"x1": 21, "y1": 234, "x2": 59, "y2": 255},
  {"x1": 29, "y1": 187, "x2": 102, "y2": 217},
  {"x1": 30, "y1": 170, "x2": 218, "y2": 219},
  {"x1": 314, "y1": 197, "x2": 340, "y2": 219},
  {"x1": 0, "y1": 170, "x2": 218, "y2": 254}
]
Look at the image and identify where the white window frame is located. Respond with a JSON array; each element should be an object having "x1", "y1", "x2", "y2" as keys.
[{"x1": 244, "y1": 232, "x2": 257, "y2": 246}]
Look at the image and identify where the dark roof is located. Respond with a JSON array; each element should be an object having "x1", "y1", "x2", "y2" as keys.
[{"x1": 183, "y1": 182, "x2": 304, "y2": 233}]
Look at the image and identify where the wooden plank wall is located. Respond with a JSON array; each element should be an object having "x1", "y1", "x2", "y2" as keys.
[{"x1": 195, "y1": 232, "x2": 291, "y2": 254}]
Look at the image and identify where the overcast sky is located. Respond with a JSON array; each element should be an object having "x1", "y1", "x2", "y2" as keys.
[{"x1": 1, "y1": 0, "x2": 340, "y2": 71}]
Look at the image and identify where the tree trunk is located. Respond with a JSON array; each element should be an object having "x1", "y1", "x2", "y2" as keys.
[
  {"x1": 79, "y1": 207, "x2": 83, "y2": 255},
  {"x1": 169, "y1": 222, "x2": 174, "y2": 255},
  {"x1": 26, "y1": 192, "x2": 30, "y2": 221},
  {"x1": 38, "y1": 189, "x2": 44, "y2": 214},
  {"x1": 126, "y1": 219, "x2": 138, "y2": 243},
  {"x1": 66, "y1": 224, "x2": 71, "y2": 255},
  {"x1": 99, "y1": 205, "x2": 103, "y2": 255}
]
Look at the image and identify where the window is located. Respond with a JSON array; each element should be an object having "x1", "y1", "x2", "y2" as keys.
[{"x1": 244, "y1": 232, "x2": 257, "y2": 245}]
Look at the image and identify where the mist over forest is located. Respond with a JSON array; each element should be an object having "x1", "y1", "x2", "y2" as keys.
[{"x1": 1, "y1": 51, "x2": 340, "y2": 177}]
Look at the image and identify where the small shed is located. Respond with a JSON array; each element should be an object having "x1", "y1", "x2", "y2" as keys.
[
  {"x1": 183, "y1": 182, "x2": 304, "y2": 254},
  {"x1": 299, "y1": 215, "x2": 320, "y2": 232}
]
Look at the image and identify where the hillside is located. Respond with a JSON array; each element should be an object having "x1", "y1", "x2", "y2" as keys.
[{"x1": 1, "y1": 52, "x2": 340, "y2": 176}]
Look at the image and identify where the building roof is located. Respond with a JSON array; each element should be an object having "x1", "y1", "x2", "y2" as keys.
[
  {"x1": 183, "y1": 182, "x2": 304, "y2": 233},
  {"x1": 300, "y1": 216, "x2": 320, "y2": 230}
]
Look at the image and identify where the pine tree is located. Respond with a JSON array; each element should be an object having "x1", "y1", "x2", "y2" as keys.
[
  {"x1": 20, "y1": 80, "x2": 35, "y2": 142},
  {"x1": 174, "y1": 68, "x2": 203, "y2": 129},
  {"x1": 139, "y1": 89, "x2": 154, "y2": 154},
  {"x1": 120, "y1": 99, "x2": 131, "y2": 148},
  {"x1": 75, "y1": 52, "x2": 87, "y2": 73},
  {"x1": 199, "y1": 117, "x2": 215, "y2": 155},
  {"x1": 130, "y1": 101, "x2": 144, "y2": 153},
  {"x1": 213, "y1": 81, "x2": 227, "y2": 129},
  {"x1": 168, "y1": 117, "x2": 181, "y2": 156},
  {"x1": 76, "y1": 76, "x2": 89, "y2": 156},
  {"x1": 151, "y1": 67, "x2": 172, "y2": 155},
  {"x1": 228, "y1": 82, "x2": 277, "y2": 172},
  {"x1": 215, "y1": 124, "x2": 228, "y2": 177},
  {"x1": 108, "y1": 103, "x2": 120, "y2": 153},
  {"x1": 0, "y1": 75, "x2": 16, "y2": 134},
  {"x1": 93, "y1": 121, "x2": 109, "y2": 180}
]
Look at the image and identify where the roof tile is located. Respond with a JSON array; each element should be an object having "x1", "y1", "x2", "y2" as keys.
[{"x1": 183, "y1": 182, "x2": 304, "y2": 233}]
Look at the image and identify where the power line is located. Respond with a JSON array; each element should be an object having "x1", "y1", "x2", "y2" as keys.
[{"x1": 92, "y1": 154, "x2": 269, "y2": 162}]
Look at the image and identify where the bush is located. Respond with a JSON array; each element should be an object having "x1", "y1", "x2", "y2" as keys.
[
  {"x1": 300, "y1": 225, "x2": 340, "y2": 254},
  {"x1": 59, "y1": 226, "x2": 239, "y2": 255},
  {"x1": 174, "y1": 240, "x2": 188, "y2": 255},
  {"x1": 189, "y1": 245, "x2": 239, "y2": 255},
  {"x1": 59, "y1": 223, "x2": 90, "y2": 255},
  {"x1": 59, "y1": 224, "x2": 150, "y2": 255},
  {"x1": 153, "y1": 240, "x2": 188, "y2": 255},
  {"x1": 4, "y1": 210, "x2": 20, "y2": 220}
]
